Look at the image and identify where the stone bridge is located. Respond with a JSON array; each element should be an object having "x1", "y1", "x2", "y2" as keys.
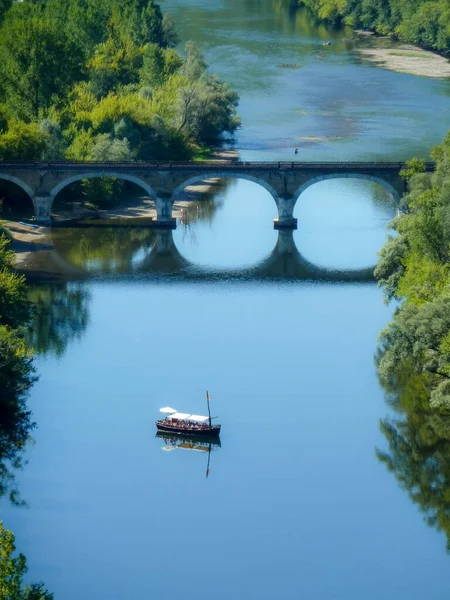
[{"x1": 0, "y1": 160, "x2": 435, "y2": 226}]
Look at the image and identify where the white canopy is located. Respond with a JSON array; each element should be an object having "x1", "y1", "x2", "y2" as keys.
[
  {"x1": 168, "y1": 412, "x2": 191, "y2": 420},
  {"x1": 187, "y1": 414, "x2": 210, "y2": 423},
  {"x1": 160, "y1": 407, "x2": 177, "y2": 414},
  {"x1": 168, "y1": 412, "x2": 210, "y2": 423}
]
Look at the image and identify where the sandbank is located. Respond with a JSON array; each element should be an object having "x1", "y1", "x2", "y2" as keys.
[{"x1": 357, "y1": 44, "x2": 450, "y2": 78}]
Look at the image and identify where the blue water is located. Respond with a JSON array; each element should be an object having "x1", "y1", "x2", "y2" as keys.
[{"x1": 7, "y1": 281, "x2": 450, "y2": 599}]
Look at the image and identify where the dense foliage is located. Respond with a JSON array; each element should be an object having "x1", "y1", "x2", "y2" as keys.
[
  {"x1": 0, "y1": 0, "x2": 240, "y2": 163},
  {"x1": 375, "y1": 135, "x2": 450, "y2": 547},
  {"x1": 298, "y1": 0, "x2": 450, "y2": 52},
  {"x1": 375, "y1": 137, "x2": 450, "y2": 409},
  {"x1": 0, "y1": 232, "x2": 35, "y2": 504},
  {"x1": 0, "y1": 521, "x2": 52, "y2": 599},
  {"x1": 0, "y1": 233, "x2": 48, "y2": 592}
]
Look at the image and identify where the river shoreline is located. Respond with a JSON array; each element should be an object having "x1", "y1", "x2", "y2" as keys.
[
  {"x1": 355, "y1": 37, "x2": 450, "y2": 78},
  {"x1": 296, "y1": 0, "x2": 450, "y2": 78}
]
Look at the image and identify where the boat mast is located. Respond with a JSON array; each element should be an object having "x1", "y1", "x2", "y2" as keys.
[{"x1": 206, "y1": 390, "x2": 212, "y2": 427}]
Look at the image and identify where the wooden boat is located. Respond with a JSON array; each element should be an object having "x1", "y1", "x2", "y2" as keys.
[{"x1": 156, "y1": 391, "x2": 221, "y2": 437}]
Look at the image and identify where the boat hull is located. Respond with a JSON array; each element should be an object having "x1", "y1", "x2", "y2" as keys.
[{"x1": 156, "y1": 421, "x2": 221, "y2": 436}]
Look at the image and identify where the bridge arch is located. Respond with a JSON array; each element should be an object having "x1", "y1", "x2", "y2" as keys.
[
  {"x1": 293, "y1": 173, "x2": 401, "y2": 205},
  {"x1": 50, "y1": 172, "x2": 158, "y2": 201},
  {"x1": 0, "y1": 174, "x2": 35, "y2": 201},
  {"x1": 171, "y1": 172, "x2": 279, "y2": 203}
]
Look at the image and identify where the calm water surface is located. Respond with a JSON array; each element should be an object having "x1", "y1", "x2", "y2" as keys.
[
  {"x1": 2, "y1": 1, "x2": 450, "y2": 598},
  {"x1": 162, "y1": 0, "x2": 450, "y2": 161}
]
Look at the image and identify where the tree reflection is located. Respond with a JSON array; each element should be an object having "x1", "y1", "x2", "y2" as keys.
[
  {"x1": 51, "y1": 226, "x2": 157, "y2": 274},
  {"x1": 27, "y1": 283, "x2": 91, "y2": 358},
  {"x1": 377, "y1": 362, "x2": 450, "y2": 550},
  {"x1": 0, "y1": 393, "x2": 34, "y2": 506}
]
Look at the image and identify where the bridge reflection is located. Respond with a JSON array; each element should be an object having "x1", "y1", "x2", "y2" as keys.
[
  {"x1": 127, "y1": 229, "x2": 374, "y2": 282},
  {"x1": 22, "y1": 228, "x2": 375, "y2": 283}
]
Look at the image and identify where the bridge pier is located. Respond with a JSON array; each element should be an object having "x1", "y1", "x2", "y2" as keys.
[
  {"x1": 275, "y1": 229, "x2": 296, "y2": 255},
  {"x1": 274, "y1": 196, "x2": 297, "y2": 230},
  {"x1": 34, "y1": 195, "x2": 53, "y2": 224},
  {"x1": 154, "y1": 196, "x2": 176, "y2": 229},
  {"x1": 152, "y1": 230, "x2": 176, "y2": 254}
]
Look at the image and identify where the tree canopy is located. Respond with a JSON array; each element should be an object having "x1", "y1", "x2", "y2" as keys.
[
  {"x1": 375, "y1": 133, "x2": 450, "y2": 548},
  {"x1": 0, "y1": 0, "x2": 240, "y2": 164},
  {"x1": 0, "y1": 521, "x2": 53, "y2": 599},
  {"x1": 298, "y1": 0, "x2": 450, "y2": 52},
  {"x1": 375, "y1": 133, "x2": 450, "y2": 410}
]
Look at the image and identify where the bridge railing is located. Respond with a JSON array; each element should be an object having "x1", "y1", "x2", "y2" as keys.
[{"x1": 0, "y1": 160, "x2": 436, "y2": 170}]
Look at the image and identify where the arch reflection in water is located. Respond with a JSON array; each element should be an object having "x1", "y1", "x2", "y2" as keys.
[
  {"x1": 145, "y1": 229, "x2": 374, "y2": 282},
  {"x1": 173, "y1": 178, "x2": 277, "y2": 271},
  {"x1": 294, "y1": 178, "x2": 397, "y2": 271},
  {"x1": 156, "y1": 432, "x2": 221, "y2": 479},
  {"x1": 38, "y1": 227, "x2": 375, "y2": 282}
]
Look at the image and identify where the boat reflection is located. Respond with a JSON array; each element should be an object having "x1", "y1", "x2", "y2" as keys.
[{"x1": 156, "y1": 431, "x2": 221, "y2": 479}]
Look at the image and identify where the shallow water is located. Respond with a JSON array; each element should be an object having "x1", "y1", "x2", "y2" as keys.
[
  {"x1": 2, "y1": 1, "x2": 450, "y2": 598},
  {"x1": 161, "y1": 0, "x2": 450, "y2": 161}
]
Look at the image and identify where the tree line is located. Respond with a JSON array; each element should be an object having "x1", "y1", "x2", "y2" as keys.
[
  {"x1": 375, "y1": 137, "x2": 450, "y2": 548},
  {"x1": 0, "y1": 226, "x2": 52, "y2": 597},
  {"x1": 298, "y1": 0, "x2": 450, "y2": 53}
]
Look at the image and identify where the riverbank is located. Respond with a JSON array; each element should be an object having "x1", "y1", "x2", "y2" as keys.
[
  {"x1": 51, "y1": 177, "x2": 225, "y2": 223},
  {"x1": 355, "y1": 37, "x2": 450, "y2": 78},
  {"x1": 297, "y1": 0, "x2": 450, "y2": 77}
]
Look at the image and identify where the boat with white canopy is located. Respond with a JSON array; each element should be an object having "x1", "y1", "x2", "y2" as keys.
[{"x1": 156, "y1": 391, "x2": 221, "y2": 437}]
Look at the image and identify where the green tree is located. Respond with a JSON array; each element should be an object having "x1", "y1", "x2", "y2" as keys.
[
  {"x1": 297, "y1": 0, "x2": 450, "y2": 52},
  {"x1": 0, "y1": 0, "x2": 240, "y2": 177},
  {"x1": 0, "y1": 237, "x2": 30, "y2": 328},
  {"x1": 0, "y1": 522, "x2": 52, "y2": 599},
  {"x1": 118, "y1": 0, "x2": 165, "y2": 47},
  {"x1": 140, "y1": 44, "x2": 182, "y2": 89},
  {"x1": 0, "y1": 0, "x2": 11, "y2": 24},
  {"x1": 88, "y1": 15, "x2": 143, "y2": 98},
  {"x1": 0, "y1": 121, "x2": 49, "y2": 161},
  {"x1": 399, "y1": 157, "x2": 426, "y2": 180},
  {"x1": 0, "y1": 229, "x2": 35, "y2": 509},
  {"x1": 0, "y1": 4, "x2": 84, "y2": 120}
]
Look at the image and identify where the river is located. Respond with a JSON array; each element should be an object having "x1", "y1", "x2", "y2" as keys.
[{"x1": 2, "y1": 1, "x2": 450, "y2": 598}]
